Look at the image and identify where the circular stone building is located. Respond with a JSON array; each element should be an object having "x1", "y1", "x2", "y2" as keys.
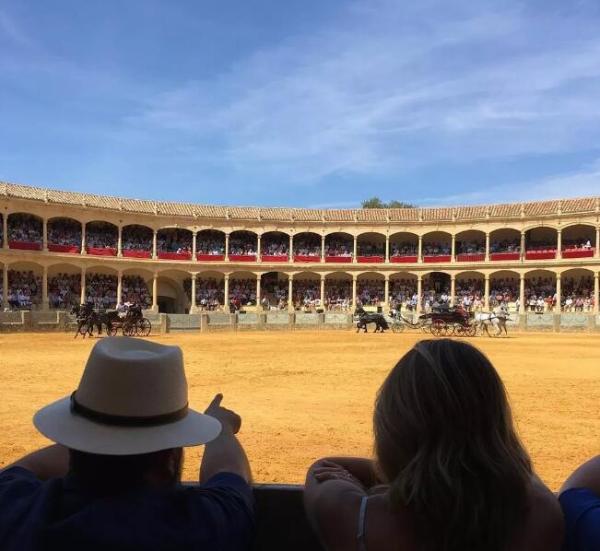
[{"x1": 0, "y1": 181, "x2": 599, "y2": 320}]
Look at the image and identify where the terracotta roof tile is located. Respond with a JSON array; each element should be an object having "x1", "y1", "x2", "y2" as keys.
[
  {"x1": 489, "y1": 203, "x2": 522, "y2": 218},
  {"x1": 523, "y1": 200, "x2": 560, "y2": 217},
  {"x1": 323, "y1": 209, "x2": 356, "y2": 221},
  {"x1": 455, "y1": 206, "x2": 487, "y2": 219},
  {"x1": 259, "y1": 208, "x2": 292, "y2": 221},
  {"x1": 388, "y1": 208, "x2": 419, "y2": 221},
  {"x1": 291, "y1": 209, "x2": 323, "y2": 222},
  {"x1": 561, "y1": 198, "x2": 596, "y2": 213},
  {"x1": 356, "y1": 209, "x2": 388, "y2": 222},
  {"x1": 421, "y1": 208, "x2": 453, "y2": 221}
]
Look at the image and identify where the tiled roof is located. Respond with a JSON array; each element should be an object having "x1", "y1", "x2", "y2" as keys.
[{"x1": 1, "y1": 181, "x2": 598, "y2": 224}]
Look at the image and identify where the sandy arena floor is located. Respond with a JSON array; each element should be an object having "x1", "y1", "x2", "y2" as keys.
[{"x1": 0, "y1": 330, "x2": 599, "y2": 490}]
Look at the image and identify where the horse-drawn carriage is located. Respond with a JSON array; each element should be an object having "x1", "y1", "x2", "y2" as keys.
[
  {"x1": 71, "y1": 303, "x2": 151, "y2": 338},
  {"x1": 421, "y1": 306, "x2": 477, "y2": 337}
]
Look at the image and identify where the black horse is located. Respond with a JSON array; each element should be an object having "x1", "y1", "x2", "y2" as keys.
[
  {"x1": 71, "y1": 304, "x2": 100, "y2": 338},
  {"x1": 355, "y1": 307, "x2": 390, "y2": 333}
]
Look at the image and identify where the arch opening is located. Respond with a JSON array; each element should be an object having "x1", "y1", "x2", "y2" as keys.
[
  {"x1": 260, "y1": 271, "x2": 289, "y2": 309},
  {"x1": 229, "y1": 271, "x2": 258, "y2": 308},
  {"x1": 196, "y1": 230, "x2": 225, "y2": 261},
  {"x1": 48, "y1": 217, "x2": 82, "y2": 253},
  {"x1": 454, "y1": 271, "x2": 484, "y2": 311},
  {"x1": 122, "y1": 225, "x2": 153, "y2": 259},
  {"x1": 389, "y1": 232, "x2": 418, "y2": 263},
  {"x1": 389, "y1": 273, "x2": 417, "y2": 310},
  {"x1": 8, "y1": 213, "x2": 42, "y2": 250},
  {"x1": 490, "y1": 229, "x2": 521, "y2": 261},
  {"x1": 456, "y1": 230, "x2": 485, "y2": 262},
  {"x1": 86, "y1": 221, "x2": 118, "y2": 256},
  {"x1": 262, "y1": 232, "x2": 289, "y2": 261},
  {"x1": 292, "y1": 272, "x2": 321, "y2": 310},
  {"x1": 421, "y1": 272, "x2": 451, "y2": 312},
  {"x1": 422, "y1": 232, "x2": 451, "y2": 262},
  {"x1": 525, "y1": 228, "x2": 557, "y2": 260},
  {"x1": 229, "y1": 231, "x2": 258, "y2": 261},
  {"x1": 85, "y1": 268, "x2": 118, "y2": 309},
  {"x1": 157, "y1": 228, "x2": 193, "y2": 260},
  {"x1": 562, "y1": 225, "x2": 596, "y2": 259},
  {"x1": 293, "y1": 232, "x2": 321, "y2": 262},
  {"x1": 356, "y1": 272, "x2": 384, "y2": 306},
  {"x1": 48, "y1": 263, "x2": 81, "y2": 309},
  {"x1": 325, "y1": 232, "x2": 353, "y2": 263},
  {"x1": 324, "y1": 272, "x2": 352, "y2": 310},
  {"x1": 561, "y1": 268, "x2": 594, "y2": 312},
  {"x1": 525, "y1": 269, "x2": 556, "y2": 312},
  {"x1": 6, "y1": 262, "x2": 42, "y2": 310},
  {"x1": 490, "y1": 270, "x2": 520, "y2": 308},
  {"x1": 357, "y1": 233, "x2": 385, "y2": 263}
]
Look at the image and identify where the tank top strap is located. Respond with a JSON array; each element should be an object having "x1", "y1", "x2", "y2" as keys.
[{"x1": 357, "y1": 495, "x2": 369, "y2": 551}]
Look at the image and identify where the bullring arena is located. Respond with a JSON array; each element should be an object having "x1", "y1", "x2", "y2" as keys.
[{"x1": 1, "y1": 181, "x2": 600, "y2": 491}]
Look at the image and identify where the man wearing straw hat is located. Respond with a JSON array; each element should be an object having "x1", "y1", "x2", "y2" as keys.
[{"x1": 0, "y1": 337, "x2": 254, "y2": 550}]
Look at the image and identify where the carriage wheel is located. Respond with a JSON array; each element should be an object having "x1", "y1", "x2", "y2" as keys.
[
  {"x1": 137, "y1": 318, "x2": 152, "y2": 337},
  {"x1": 390, "y1": 321, "x2": 405, "y2": 334},
  {"x1": 431, "y1": 320, "x2": 445, "y2": 337},
  {"x1": 465, "y1": 324, "x2": 477, "y2": 337},
  {"x1": 453, "y1": 323, "x2": 465, "y2": 336},
  {"x1": 442, "y1": 323, "x2": 454, "y2": 336},
  {"x1": 122, "y1": 322, "x2": 136, "y2": 337},
  {"x1": 107, "y1": 325, "x2": 119, "y2": 337}
]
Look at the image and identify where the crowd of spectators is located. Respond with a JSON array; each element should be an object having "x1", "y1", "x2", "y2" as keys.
[
  {"x1": 292, "y1": 280, "x2": 320, "y2": 309},
  {"x1": 422, "y1": 242, "x2": 451, "y2": 256},
  {"x1": 562, "y1": 238, "x2": 593, "y2": 250},
  {"x1": 262, "y1": 235, "x2": 288, "y2": 256},
  {"x1": 526, "y1": 240, "x2": 556, "y2": 252},
  {"x1": 325, "y1": 281, "x2": 352, "y2": 310},
  {"x1": 5, "y1": 270, "x2": 41, "y2": 309},
  {"x1": 293, "y1": 235, "x2": 321, "y2": 257},
  {"x1": 48, "y1": 219, "x2": 81, "y2": 247},
  {"x1": 121, "y1": 276, "x2": 151, "y2": 308},
  {"x1": 490, "y1": 239, "x2": 520, "y2": 253},
  {"x1": 122, "y1": 226, "x2": 153, "y2": 252},
  {"x1": 229, "y1": 234, "x2": 257, "y2": 256},
  {"x1": 389, "y1": 279, "x2": 417, "y2": 309},
  {"x1": 456, "y1": 241, "x2": 485, "y2": 255},
  {"x1": 454, "y1": 279, "x2": 484, "y2": 310},
  {"x1": 561, "y1": 276, "x2": 594, "y2": 311},
  {"x1": 85, "y1": 273, "x2": 118, "y2": 309},
  {"x1": 525, "y1": 277, "x2": 556, "y2": 312},
  {"x1": 7, "y1": 214, "x2": 42, "y2": 244},
  {"x1": 260, "y1": 278, "x2": 288, "y2": 309},
  {"x1": 357, "y1": 279, "x2": 384, "y2": 305},
  {"x1": 325, "y1": 239, "x2": 353, "y2": 258},
  {"x1": 229, "y1": 278, "x2": 257, "y2": 307},
  {"x1": 183, "y1": 278, "x2": 224, "y2": 310},
  {"x1": 490, "y1": 278, "x2": 519, "y2": 307},
  {"x1": 357, "y1": 242, "x2": 384, "y2": 257},
  {"x1": 196, "y1": 232, "x2": 225, "y2": 256},
  {"x1": 157, "y1": 230, "x2": 192, "y2": 254},
  {"x1": 390, "y1": 242, "x2": 418, "y2": 257},
  {"x1": 86, "y1": 223, "x2": 117, "y2": 249},
  {"x1": 48, "y1": 273, "x2": 80, "y2": 309}
]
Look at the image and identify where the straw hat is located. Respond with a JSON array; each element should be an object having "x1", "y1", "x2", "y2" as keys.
[{"x1": 34, "y1": 337, "x2": 222, "y2": 455}]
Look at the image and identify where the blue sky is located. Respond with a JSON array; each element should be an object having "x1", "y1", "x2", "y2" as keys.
[{"x1": 1, "y1": 0, "x2": 600, "y2": 208}]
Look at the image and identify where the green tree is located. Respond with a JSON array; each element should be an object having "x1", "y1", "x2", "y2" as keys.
[{"x1": 361, "y1": 197, "x2": 415, "y2": 209}]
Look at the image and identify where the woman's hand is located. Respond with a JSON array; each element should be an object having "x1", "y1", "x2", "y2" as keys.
[{"x1": 312, "y1": 459, "x2": 366, "y2": 490}]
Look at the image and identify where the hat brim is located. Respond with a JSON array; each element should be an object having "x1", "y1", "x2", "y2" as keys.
[{"x1": 33, "y1": 396, "x2": 222, "y2": 456}]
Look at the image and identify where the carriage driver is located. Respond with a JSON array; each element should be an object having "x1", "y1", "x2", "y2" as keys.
[{"x1": 117, "y1": 301, "x2": 133, "y2": 318}]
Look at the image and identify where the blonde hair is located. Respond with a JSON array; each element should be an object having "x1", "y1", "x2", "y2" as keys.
[{"x1": 374, "y1": 339, "x2": 532, "y2": 551}]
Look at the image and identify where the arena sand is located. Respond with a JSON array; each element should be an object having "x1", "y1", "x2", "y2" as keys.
[{"x1": 0, "y1": 331, "x2": 599, "y2": 491}]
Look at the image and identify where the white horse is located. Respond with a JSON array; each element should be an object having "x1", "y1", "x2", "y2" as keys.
[{"x1": 475, "y1": 305, "x2": 510, "y2": 337}]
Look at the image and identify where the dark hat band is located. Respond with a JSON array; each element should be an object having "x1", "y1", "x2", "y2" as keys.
[{"x1": 70, "y1": 392, "x2": 189, "y2": 427}]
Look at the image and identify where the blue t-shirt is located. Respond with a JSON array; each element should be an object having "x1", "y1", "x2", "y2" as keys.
[
  {"x1": 0, "y1": 466, "x2": 254, "y2": 551},
  {"x1": 560, "y1": 488, "x2": 600, "y2": 551}
]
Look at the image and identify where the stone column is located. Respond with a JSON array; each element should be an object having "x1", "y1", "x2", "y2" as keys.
[
  {"x1": 2, "y1": 214, "x2": 8, "y2": 248},
  {"x1": 320, "y1": 275, "x2": 325, "y2": 308},
  {"x1": 81, "y1": 223, "x2": 87, "y2": 255},
  {"x1": 224, "y1": 274, "x2": 230, "y2": 310},
  {"x1": 556, "y1": 229, "x2": 562, "y2": 259},
  {"x1": 418, "y1": 235, "x2": 423, "y2": 263},
  {"x1": 451, "y1": 235, "x2": 456, "y2": 263},
  {"x1": 80, "y1": 268, "x2": 86, "y2": 305},
  {"x1": 520, "y1": 231, "x2": 526, "y2": 260},
  {"x1": 288, "y1": 274, "x2": 294, "y2": 312},
  {"x1": 321, "y1": 235, "x2": 326, "y2": 263},
  {"x1": 555, "y1": 273, "x2": 561, "y2": 312},
  {"x1": 117, "y1": 226, "x2": 123, "y2": 257},
  {"x1": 42, "y1": 266, "x2": 49, "y2": 310},
  {"x1": 152, "y1": 230, "x2": 158, "y2": 259},
  {"x1": 225, "y1": 233, "x2": 230, "y2": 261},
  {"x1": 594, "y1": 272, "x2": 599, "y2": 315},
  {"x1": 152, "y1": 273, "x2": 158, "y2": 311},
  {"x1": 192, "y1": 232, "x2": 197, "y2": 261},
  {"x1": 485, "y1": 232, "x2": 490, "y2": 261},
  {"x1": 352, "y1": 275, "x2": 357, "y2": 307},
  {"x1": 385, "y1": 235, "x2": 390, "y2": 263},
  {"x1": 484, "y1": 275, "x2": 490, "y2": 311},
  {"x1": 416, "y1": 274, "x2": 422, "y2": 315},
  {"x1": 257, "y1": 234, "x2": 262, "y2": 263},
  {"x1": 289, "y1": 234, "x2": 294, "y2": 262},
  {"x1": 450, "y1": 276, "x2": 456, "y2": 306},
  {"x1": 43, "y1": 219, "x2": 48, "y2": 251},
  {"x1": 353, "y1": 236, "x2": 358, "y2": 263},
  {"x1": 2, "y1": 264, "x2": 8, "y2": 308},
  {"x1": 256, "y1": 275, "x2": 261, "y2": 307},
  {"x1": 519, "y1": 275, "x2": 525, "y2": 314},
  {"x1": 384, "y1": 275, "x2": 389, "y2": 307},
  {"x1": 117, "y1": 271, "x2": 123, "y2": 307},
  {"x1": 190, "y1": 273, "x2": 197, "y2": 311}
]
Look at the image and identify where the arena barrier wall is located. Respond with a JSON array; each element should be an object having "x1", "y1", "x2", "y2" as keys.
[{"x1": 1, "y1": 311, "x2": 600, "y2": 334}]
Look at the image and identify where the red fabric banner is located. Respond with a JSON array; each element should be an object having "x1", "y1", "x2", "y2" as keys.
[
  {"x1": 261, "y1": 255, "x2": 288, "y2": 262},
  {"x1": 123, "y1": 249, "x2": 152, "y2": 259},
  {"x1": 562, "y1": 249, "x2": 594, "y2": 259},
  {"x1": 525, "y1": 250, "x2": 556, "y2": 260},
  {"x1": 8, "y1": 240, "x2": 42, "y2": 251},
  {"x1": 456, "y1": 253, "x2": 485, "y2": 262},
  {"x1": 325, "y1": 256, "x2": 352, "y2": 263},
  {"x1": 357, "y1": 256, "x2": 384, "y2": 263},
  {"x1": 87, "y1": 247, "x2": 117, "y2": 256},
  {"x1": 423, "y1": 255, "x2": 452, "y2": 263},
  {"x1": 196, "y1": 254, "x2": 225, "y2": 261},
  {"x1": 490, "y1": 252, "x2": 520, "y2": 261},
  {"x1": 229, "y1": 254, "x2": 256, "y2": 262},
  {"x1": 390, "y1": 255, "x2": 418, "y2": 263},
  {"x1": 48, "y1": 244, "x2": 80, "y2": 254},
  {"x1": 157, "y1": 251, "x2": 192, "y2": 261},
  {"x1": 293, "y1": 255, "x2": 320, "y2": 263}
]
